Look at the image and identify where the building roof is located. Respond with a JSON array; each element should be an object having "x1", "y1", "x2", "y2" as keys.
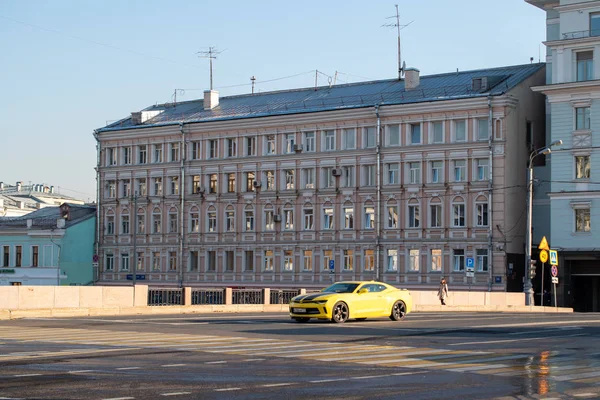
[
  {"x1": 0, "y1": 203, "x2": 96, "y2": 229},
  {"x1": 98, "y1": 63, "x2": 545, "y2": 133}
]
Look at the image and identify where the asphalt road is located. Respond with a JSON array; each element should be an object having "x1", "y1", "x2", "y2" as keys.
[{"x1": 0, "y1": 312, "x2": 599, "y2": 400}]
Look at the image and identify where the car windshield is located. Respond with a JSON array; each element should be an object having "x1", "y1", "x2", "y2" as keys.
[{"x1": 322, "y1": 283, "x2": 360, "y2": 293}]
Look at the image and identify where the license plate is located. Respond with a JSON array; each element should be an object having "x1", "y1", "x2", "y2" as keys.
[{"x1": 293, "y1": 308, "x2": 306, "y2": 313}]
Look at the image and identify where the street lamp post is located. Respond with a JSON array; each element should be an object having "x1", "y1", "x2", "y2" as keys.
[
  {"x1": 525, "y1": 140, "x2": 562, "y2": 306},
  {"x1": 131, "y1": 192, "x2": 138, "y2": 287}
]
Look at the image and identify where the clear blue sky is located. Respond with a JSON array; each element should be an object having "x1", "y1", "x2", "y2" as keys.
[{"x1": 0, "y1": 0, "x2": 546, "y2": 202}]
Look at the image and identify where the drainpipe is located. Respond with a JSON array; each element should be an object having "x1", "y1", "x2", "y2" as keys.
[
  {"x1": 50, "y1": 228, "x2": 62, "y2": 286},
  {"x1": 487, "y1": 96, "x2": 494, "y2": 291},
  {"x1": 375, "y1": 105, "x2": 382, "y2": 281},
  {"x1": 179, "y1": 122, "x2": 186, "y2": 288},
  {"x1": 93, "y1": 129, "x2": 101, "y2": 283}
]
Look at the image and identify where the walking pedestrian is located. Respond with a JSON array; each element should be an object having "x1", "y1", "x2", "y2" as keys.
[{"x1": 438, "y1": 278, "x2": 449, "y2": 306}]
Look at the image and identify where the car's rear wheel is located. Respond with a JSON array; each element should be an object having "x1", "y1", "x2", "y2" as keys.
[
  {"x1": 293, "y1": 317, "x2": 310, "y2": 323},
  {"x1": 331, "y1": 302, "x2": 349, "y2": 323},
  {"x1": 390, "y1": 300, "x2": 407, "y2": 321}
]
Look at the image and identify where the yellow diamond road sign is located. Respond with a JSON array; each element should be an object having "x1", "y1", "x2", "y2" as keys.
[
  {"x1": 539, "y1": 250, "x2": 548, "y2": 263},
  {"x1": 538, "y1": 236, "x2": 550, "y2": 251}
]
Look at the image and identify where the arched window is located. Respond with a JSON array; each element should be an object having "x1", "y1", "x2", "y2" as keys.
[
  {"x1": 322, "y1": 201, "x2": 334, "y2": 230},
  {"x1": 189, "y1": 206, "x2": 200, "y2": 233},
  {"x1": 207, "y1": 205, "x2": 217, "y2": 232},
  {"x1": 429, "y1": 197, "x2": 442, "y2": 228},
  {"x1": 152, "y1": 207, "x2": 162, "y2": 234},
  {"x1": 303, "y1": 202, "x2": 314, "y2": 231},
  {"x1": 452, "y1": 196, "x2": 465, "y2": 227},
  {"x1": 264, "y1": 203, "x2": 275, "y2": 231},
  {"x1": 386, "y1": 200, "x2": 398, "y2": 229},
  {"x1": 363, "y1": 200, "x2": 374, "y2": 230},
  {"x1": 244, "y1": 204, "x2": 255, "y2": 231},
  {"x1": 283, "y1": 203, "x2": 294, "y2": 230},
  {"x1": 168, "y1": 207, "x2": 178, "y2": 233},
  {"x1": 225, "y1": 205, "x2": 235, "y2": 232},
  {"x1": 136, "y1": 207, "x2": 146, "y2": 234},
  {"x1": 407, "y1": 199, "x2": 420, "y2": 228},
  {"x1": 105, "y1": 209, "x2": 115, "y2": 235},
  {"x1": 475, "y1": 195, "x2": 489, "y2": 227},
  {"x1": 120, "y1": 208, "x2": 130, "y2": 234},
  {"x1": 343, "y1": 201, "x2": 354, "y2": 230}
]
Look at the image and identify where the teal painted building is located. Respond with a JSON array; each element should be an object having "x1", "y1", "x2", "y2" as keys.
[{"x1": 0, "y1": 203, "x2": 96, "y2": 286}]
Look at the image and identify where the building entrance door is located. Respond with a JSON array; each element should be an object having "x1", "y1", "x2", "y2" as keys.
[{"x1": 571, "y1": 275, "x2": 600, "y2": 312}]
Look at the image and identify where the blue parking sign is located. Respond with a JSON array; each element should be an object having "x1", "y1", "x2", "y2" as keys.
[
  {"x1": 329, "y1": 260, "x2": 335, "y2": 270},
  {"x1": 466, "y1": 257, "x2": 475, "y2": 269}
]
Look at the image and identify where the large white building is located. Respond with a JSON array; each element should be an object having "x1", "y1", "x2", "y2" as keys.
[{"x1": 94, "y1": 64, "x2": 545, "y2": 290}]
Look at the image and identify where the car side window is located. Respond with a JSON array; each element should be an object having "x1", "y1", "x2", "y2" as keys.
[{"x1": 360, "y1": 284, "x2": 375, "y2": 293}]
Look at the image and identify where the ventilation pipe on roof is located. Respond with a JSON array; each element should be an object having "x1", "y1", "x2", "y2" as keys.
[
  {"x1": 404, "y1": 68, "x2": 420, "y2": 90},
  {"x1": 16, "y1": 181, "x2": 22, "y2": 191},
  {"x1": 204, "y1": 90, "x2": 220, "y2": 110}
]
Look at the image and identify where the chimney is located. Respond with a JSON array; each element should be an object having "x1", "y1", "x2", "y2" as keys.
[
  {"x1": 0, "y1": 182, "x2": 4, "y2": 190},
  {"x1": 404, "y1": 68, "x2": 420, "y2": 90},
  {"x1": 16, "y1": 181, "x2": 23, "y2": 191},
  {"x1": 50, "y1": 186, "x2": 55, "y2": 194},
  {"x1": 204, "y1": 90, "x2": 220, "y2": 110},
  {"x1": 27, "y1": 219, "x2": 33, "y2": 229}
]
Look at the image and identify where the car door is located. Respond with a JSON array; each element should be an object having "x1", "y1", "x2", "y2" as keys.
[{"x1": 354, "y1": 284, "x2": 381, "y2": 317}]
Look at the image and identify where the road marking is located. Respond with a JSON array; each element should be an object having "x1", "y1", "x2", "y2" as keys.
[
  {"x1": 116, "y1": 367, "x2": 141, "y2": 370},
  {"x1": 508, "y1": 327, "x2": 582, "y2": 335},
  {"x1": 448, "y1": 364, "x2": 509, "y2": 372},
  {"x1": 555, "y1": 370, "x2": 600, "y2": 381},
  {"x1": 449, "y1": 333, "x2": 585, "y2": 346},
  {"x1": 242, "y1": 358, "x2": 265, "y2": 362},
  {"x1": 205, "y1": 361, "x2": 227, "y2": 364},
  {"x1": 214, "y1": 388, "x2": 241, "y2": 392},
  {"x1": 13, "y1": 374, "x2": 42, "y2": 377},
  {"x1": 309, "y1": 378, "x2": 348, "y2": 383},
  {"x1": 471, "y1": 320, "x2": 600, "y2": 329},
  {"x1": 573, "y1": 393, "x2": 599, "y2": 398},
  {"x1": 68, "y1": 370, "x2": 95, "y2": 374},
  {"x1": 351, "y1": 374, "x2": 392, "y2": 380},
  {"x1": 261, "y1": 383, "x2": 293, "y2": 387},
  {"x1": 161, "y1": 364, "x2": 186, "y2": 367},
  {"x1": 101, "y1": 398, "x2": 135, "y2": 400},
  {"x1": 160, "y1": 392, "x2": 192, "y2": 396}
]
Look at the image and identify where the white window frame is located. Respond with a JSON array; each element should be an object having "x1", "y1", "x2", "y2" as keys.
[
  {"x1": 343, "y1": 249, "x2": 354, "y2": 271},
  {"x1": 364, "y1": 206, "x2": 375, "y2": 229},
  {"x1": 386, "y1": 249, "x2": 398, "y2": 272},
  {"x1": 430, "y1": 249, "x2": 442, "y2": 272},
  {"x1": 324, "y1": 130, "x2": 336, "y2": 151},
  {"x1": 342, "y1": 128, "x2": 356, "y2": 150},
  {"x1": 476, "y1": 249, "x2": 488, "y2": 272},
  {"x1": 387, "y1": 205, "x2": 398, "y2": 229},
  {"x1": 304, "y1": 131, "x2": 316, "y2": 152},
  {"x1": 408, "y1": 249, "x2": 420, "y2": 272}
]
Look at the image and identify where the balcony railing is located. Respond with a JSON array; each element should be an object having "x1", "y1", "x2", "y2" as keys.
[{"x1": 562, "y1": 29, "x2": 600, "y2": 40}]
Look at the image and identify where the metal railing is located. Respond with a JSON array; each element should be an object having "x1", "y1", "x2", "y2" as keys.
[
  {"x1": 148, "y1": 288, "x2": 183, "y2": 306},
  {"x1": 562, "y1": 29, "x2": 600, "y2": 40},
  {"x1": 270, "y1": 289, "x2": 301, "y2": 305},
  {"x1": 191, "y1": 288, "x2": 225, "y2": 305},
  {"x1": 232, "y1": 288, "x2": 263, "y2": 304}
]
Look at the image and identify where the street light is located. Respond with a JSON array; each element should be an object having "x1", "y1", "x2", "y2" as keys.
[{"x1": 524, "y1": 139, "x2": 562, "y2": 306}]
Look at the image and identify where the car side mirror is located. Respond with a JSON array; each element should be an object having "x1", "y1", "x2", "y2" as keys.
[{"x1": 358, "y1": 288, "x2": 368, "y2": 294}]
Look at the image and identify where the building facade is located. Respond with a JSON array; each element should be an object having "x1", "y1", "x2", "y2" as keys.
[
  {"x1": 95, "y1": 64, "x2": 545, "y2": 290},
  {"x1": 0, "y1": 181, "x2": 85, "y2": 217},
  {"x1": 529, "y1": 0, "x2": 600, "y2": 311},
  {"x1": 0, "y1": 203, "x2": 96, "y2": 286}
]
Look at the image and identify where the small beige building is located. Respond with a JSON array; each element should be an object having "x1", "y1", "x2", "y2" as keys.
[{"x1": 94, "y1": 63, "x2": 546, "y2": 291}]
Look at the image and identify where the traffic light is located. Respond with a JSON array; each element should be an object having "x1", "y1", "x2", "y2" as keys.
[{"x1": 530, "y1": 260, "x2": 537, "y2": 279}]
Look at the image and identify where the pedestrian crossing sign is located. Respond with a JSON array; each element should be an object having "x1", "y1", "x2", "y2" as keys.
[{"x1": 549, "y1": 250, "x2": 558, "y2": 266}]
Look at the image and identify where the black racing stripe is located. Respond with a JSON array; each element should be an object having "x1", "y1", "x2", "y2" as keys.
[{"x1": 301, "y1": 293, "x2": 330, "y2": 301}]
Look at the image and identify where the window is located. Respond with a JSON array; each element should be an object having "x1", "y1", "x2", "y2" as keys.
[
  {"x1": 476, "y1": 159, "x2": 489, "y2": 181},
  {"x1": 591, "y1": 13, "x2": 600, "y2": 36},
  {"x1": 122, "y1": 180, "x2": 131, "y2": 198},
  {"x1": 225, "y1": 207, "x2": 235, "y2": 232},
  {"x1": 226, "y1": 138, "x2": 237, "y2": 157},
  {"x1": 153, "y1": 177, "x2": 163, "y2": 196},
  {"x1": 343, "y1": 206, "x2": 354, "y2": 229},
  {"x1": 106, "y1": 215, "x2": 115, "y2": 235},
  {"x1": 168, "y1": 211, "x2": 178, "y2": 233},
  {"x1": 283, "y1": 250, "x2": 294, "y2": 272},
  {"x1": 245, "y1": 172, "x2": 256, "y2": 192},
  {"x1": 431, "y1": 249, "x2": 442, "y2": 272},
  {"x1": 363, "y1": 165, "x2": 375, "y2": 186},
  {"x1": 476, "y1": 202, "x2": 489, "y2": 227},
  {"x1": 285, "y1": 133, "x2": 295, "y2": 153},
  {"x1": 264, "y1": 207, "x2": 275, "y2": 231},
  {"x1": 388, "y1": 124, "x2": 400, "y2": 146},
  {"x1": 170, "y1": 142, "x2": 180, "y2": 162},
  {"x1": 476, "y1": 249, "x2": 488, "y2": 272},
  {"x1": 304, "y1": 132, "x2": 315, "y2": 152},
  {"x1": 170, "y1": 176, "x2": 179, "y2": 195},
  {"x1": 365, "y1": 127, "x2": 376, "y2": 148},
  {"x1": 266, "y1": 135, "x2": 276, "y2": 155},
  {"x1": 364, "y1": 249, "x2": 375, "y2": 271},
  {"x1": 323, "y1": 250, "x2": 333, "y2": 271},
  {"x1": 137, "y1": 212, "x2": 145, "y2": 234},
  {"x1": 576, "y1": 51, "x2": 593, "y2": 82},
  {"x1": 208, "y1": 139, "x2": 218, "y2": 159},
  {"x1": 31, "y1": 245, "x2": 38, "y2": 267},
  {"x1": 191, "y1": 141, "x2": 201, "y2": 160},
  {"x1": 323, "y1": 207, "x2": 334, "y2": 230},
  {"x1": 410, "y1": 123, "x2": 421, "y2": 144},
  {"x1": 409, "y1": 162, "x2": 421, "y2": 184},
  {"x1": 264, "y1": 250, "x2": 274, "y2": 271},
  {"x1": 453, "y1": 200, "x2": 465, "y2": 227},
  {"x1": 245, "y1": 250, "x2": 254, "y2": 271},
  {"x1": 107, "y1": 180, "x2": 116, "y2": 198},
  {"x1": 408, "y1": 202, "x2": 420, "y2": 228},
  {"x1": 303, "y1": 207, "x2": 314, "y2": 230},
  {"x1": 364, "y1": 206, "x2": 375, "y2": 229},
  {"x1": 209, "y1": 174, "x2": 218, "y2": 194},
  {"x1": 387, "y1": 205, "x2": 398, "y2": 229},
  {"x1": 430, "y1": 161, "x2": 442, "y2": 183},
  {"x1": 15, "y1": 246, "x2": 22, "y2": 267},
  {"x1": 453, "y1": 160, "x2": 466, "y2": 182},
  {"x1": 245, "y1": 207, "x2": 254, "y2": 231},
  {"x1": 576, "y1": 208, "x2": 591, "y2": 232},
  {"x1": 576, "y1": 107, "x2": 591, "y2": 130},
  {"x1": 153, "y1": 252, "x2": 161, "y2": 271},
  {"x1": 225, "y1": 251, "x2": 234, "y2": 272},
  {"x1": 454, "y1": 120, "x2": 466, "y2": 142},
  {"x1": 105, "y1": 254, "x2": 114, "y2": 271},
  {"x1": 107, "y1": 148, "x2": 117, "y2": 165},
  {"x1": 409, "y1": 249, "x2": 420, "y2": 272},
  {"x1": 432, "y1": 122, "x2": 443, "y2": 143},
  {"x1": 2, "y1": 246, "x2": 9, "y2": 267},
  {"x1": 387, "y1": 163, "x2": 399, "y2": 185},
  {"x1": 430, "y1": 203, "x2": 442, "y2": 228},
  {"x1": 153, "y1": 144, "x2": 163, "y2": 163},
  {"x1": 285, "y1": 169, "x2": 295, "y2": 190},
  {"x1": 343, "y1": 250, "x2": 354, "y2": 271},
  {"x1": 576, "y1": 155, "x2": 591, "y2": 179},
  {"x1": 192, "y1": 175, "x2": 201, "y2": 194},
  {"x1": 190, "y1": 211, "x2": 199, "y2": 233},
  {"x1": 387, "y1": 249, "x2": 398, "y2": 272},
  {"x1": 152, "y1": 209, "x2": 162, "y2": 233},
  {"x1": 477, "y1": 119, "x2": 489, "y2": 141},
  {"x1": 324, "y1": 130, "x2": 336, "y2": 151},
  {"x1": 227, "y1": 173, "x2": 236, "y2": 193},
  {"x1": 121, "y1": 214, "x2": 130, "y2": 234},
  {"x1": 265, "y1": 170, "x2": 275, "y2": 191},
  {"x1": 303, "y1": 250, "x2": 313, "y2": 271},
  {"x1": 169, "y1": 251, "x2": 177, "y2": 271},
  {"x1": 137, "y1": 178, "x2": 147, "y2": 196},
  {"x1": 121, "y1": 253, "x2": 129, "y2": 271},
  {"x1": 138, "y1": 145, "x2": 147, "y2": 164},
  {"x1": 302, "y1": 168, "x2": 315, "y2": 189},
  {"x1": 207, "y1": 207, "x2": 217, "y2": 232},
  {"x1": 206, "y1": 251, "x2": 216, "y2": 271},
  {"x1": 453, "y1": 249, "x2": 465, "y2": 271},
  {"x1": 246, "y1": 136, "x2": 256, "y2": 156},
  {"x1": 341, "y1": 166, "x2": 354, "y2": 187},
  {"x1": 322, "y1": 167, "x2": 335, "y2": 188},
  {"x1": 189, "y1": 251, "x2": 199, "y2": 271},
  {"x1": 284, "y1": 205, "x2": 294, "y2": 230},
  {"x1": 136, "y1": 252, "x2": 144, "y2": 271},
  {"x1": 342, "y1": 128, "x2": 356, "y2": 149}
]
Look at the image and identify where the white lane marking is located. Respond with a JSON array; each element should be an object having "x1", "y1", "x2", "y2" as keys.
[
  {"x1": 278, "y1": 345, "x2": 391, "y2": 358},
  {"x1": 161, "y1": 364, "x2": 186, "y2": 367},
  {"x1": 261, "y1": 383, "x2": 293, "y2": 387},
  {"x1": 325, "y1": 349, "x2": 449, "y2": 362},
  {"x1": 160, "y1": 392, "x2": 192, "y2": 396},
  {"x1": 68, "y1": 370, "x2": 95, "y2": 374},
  {"x1": 573, "y1": 393, "x2": 599, "y2": 398},
  {"x1": 229, "y1": 343, "x2": 351, "y2": 356},
  {"x1": 205, "y1": 361, "x2": 227, "y2": 364},
  {"x1": 555, "y1": 370, "x2": 600, "y2": 381},
  {"x1": 243, "y1": 358, "x2": 266, "y2": 362},
  {"x1": 449, "y1": 333, "x2": 585, "y2": 346},
  {"x1": 392, "y1": 372, "x2": 419, "y2": 376},
  {"x1": 471, "y1": 320, "x2": 600, "y2": 329},
  {"x1": 448, "y1": 364, "x2": 509, "y2": 372},
  {"x1": 13, "y1": 374, "x2": 42, "y2": 377},
  {"x1": 116, "y1": 367, "x2": 141, "y2": 370},
  {"x1": 101, "y1": 398, "x2": 136, "y2": 400},
  {"x1": 214, "y1": 388, "x2": 241, "y2": 392},
  {"x1": 309, "y1": 378, "x2": 347, "y2": 383},
  {"x1": 351, "y1": 374, "x2": 392, "y2": 380},
  {"x1": 508, "y1": 327, "x2": 582, "y2": 335}
]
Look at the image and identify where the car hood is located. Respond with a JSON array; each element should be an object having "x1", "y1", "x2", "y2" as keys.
[{"x1": 292, "y1": 292, "x2": 337, "y2": 302}]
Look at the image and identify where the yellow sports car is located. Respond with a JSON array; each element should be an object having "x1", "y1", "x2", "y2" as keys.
[{"x1": 289, "y1": 281, "x2": 413, "y2": 323}]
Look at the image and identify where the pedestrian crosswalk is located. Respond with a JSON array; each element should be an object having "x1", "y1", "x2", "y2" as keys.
[{"x1": 0, "y1": 326, "x2": 599, "y2": 386}]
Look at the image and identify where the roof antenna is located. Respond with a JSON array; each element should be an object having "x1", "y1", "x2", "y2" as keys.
[
  {"x1": 197, "y1": 47, "x2": 224, "y2": 90},
  {"x1": 250, "y1": 76, "x2": 256, "y2": 94},
  {"x1": 382, "y1": 4, "x2": 413, "y2": 80}
]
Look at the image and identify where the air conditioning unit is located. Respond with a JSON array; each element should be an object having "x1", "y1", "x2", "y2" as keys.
[
  {"x1": 197, "y1": 186, "x2": 206, "y2": 194},
  {"x1": 332, "y1": 168, "x2": 342, "y2": 177},
  {"x1": 273, "y1": 215, "x2": 282, "y2": 222},
  {"x1": 294, "y1": 144, "x2": 303, "y2": 152},
  {"x1": 253, "y1": 181, "x2": 262, "y2": 188}
]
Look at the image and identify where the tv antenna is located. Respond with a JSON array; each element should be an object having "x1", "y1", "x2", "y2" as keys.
[
  {"x1": 250, "y1": 76, "x2": 256, "y2": 94},
  {"x1": 197, "y1": 47, "x2": 224, "y2": 90},
  {"x1": 382, "y1": 4, "x2": 413, "y2": 80}
]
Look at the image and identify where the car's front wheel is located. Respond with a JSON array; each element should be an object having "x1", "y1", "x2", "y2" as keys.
[
  {"x1": 293, "y1": 317, "x2": 310, "y2": 323},
  {"x1": 331, "y1": 302, "x2": 349, "y2": 323},
  {"x1": 390, "y1": 300, "x2": 407, "y2": 321}
]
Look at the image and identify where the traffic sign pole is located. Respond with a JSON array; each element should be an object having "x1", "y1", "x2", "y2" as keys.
[{"x1": 541, "y1": 262, "x2": 545, "y2": 306}]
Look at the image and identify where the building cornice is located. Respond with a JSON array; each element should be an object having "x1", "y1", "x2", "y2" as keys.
[
  {"x1": 548, "y1": 190, "x2": 600, "y2": 199},
  {"x1": 531, "y1": 80, "x2": 600, "y2": 100},
  {"x1": 555, "y1": 1, "x2": 600, "y2": 13}
]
